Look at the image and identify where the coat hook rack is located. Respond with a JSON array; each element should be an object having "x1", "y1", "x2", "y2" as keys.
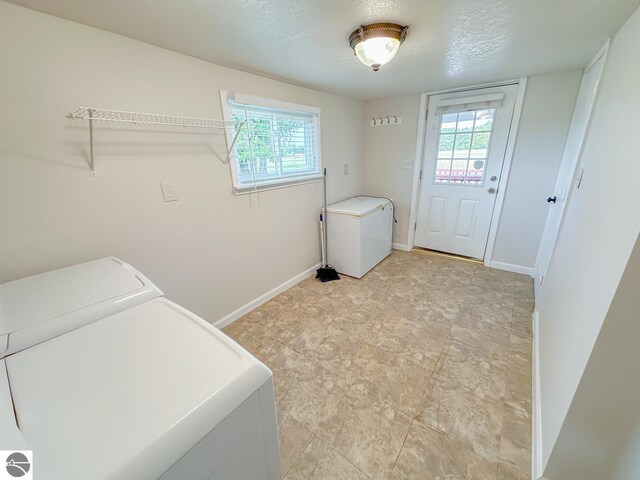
[
  {"x1": 370, "y1": 115, "x2": 402, "y2": 127},
  {"x1": 66, "y1": 107, "x2": 246, "y2": 176}
]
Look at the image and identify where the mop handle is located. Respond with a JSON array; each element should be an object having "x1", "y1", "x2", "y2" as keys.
[
  {"x1": 323, "y1": 168, "x2": 328, "y2": 267},
  {"x1": 319, "y1": 213, "x2": 326, "y2": 266}
]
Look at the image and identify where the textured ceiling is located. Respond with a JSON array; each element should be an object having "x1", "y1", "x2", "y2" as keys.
[{"x1": 8, "y1": 0, "x2": 640, "y2": 99}]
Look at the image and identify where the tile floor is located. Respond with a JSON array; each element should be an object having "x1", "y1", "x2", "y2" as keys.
[{"x1": 223, "y1": 250, "x2": 534, "y2": 479}]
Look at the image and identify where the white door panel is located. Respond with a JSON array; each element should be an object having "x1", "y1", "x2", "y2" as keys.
[
  {"x1": 534, "y1": 44, "x2": 608, "y2": 298},
  {"x1": 428, "y1": 197, "x2": 448, "y2": 234},
  {"x1": 415, "y1": 85, "x2": 518, "y2": 259},
  {"x1": 455, "y1": 199, "x2": 478, "y2": 239}
]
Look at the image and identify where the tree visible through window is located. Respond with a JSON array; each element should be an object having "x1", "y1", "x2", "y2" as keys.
[
  {"x1": 435, "y1": 109, "x2": 494, "y2": 185},
  {"x1": 226, "y1": 99, "x2": 320, "y2": 189}
]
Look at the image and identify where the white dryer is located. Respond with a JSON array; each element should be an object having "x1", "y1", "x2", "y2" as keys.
[{"x1": 0, "y1": 258, "x2": 280, "y2": 480}]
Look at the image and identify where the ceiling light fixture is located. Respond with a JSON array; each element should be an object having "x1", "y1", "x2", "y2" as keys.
[{"x1": 349, "y1": 23, "x2": 409, "y2": 72}]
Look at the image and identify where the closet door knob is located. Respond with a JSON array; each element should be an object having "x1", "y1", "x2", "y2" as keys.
[{"x1": 547, "y1": 196, "x2": 557, "y2": 203}]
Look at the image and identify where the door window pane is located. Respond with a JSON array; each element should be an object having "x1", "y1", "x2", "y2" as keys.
[
  {"x1": 470, "y1": 131, "x2": 490, "y2": 158},
  {"x1": 456, "y1": 111, "x2": 475, "y2": 132},
  {"x1": 433, "y1": 108, "x2": 495, "y2": 185},
  {"x1": 440, "y1": 114, "x2": 458, "y2": 133},
  {"x1": 438, "y1": 134, "x2": 454, "y2": 158},
  {"x1": 474, "y1": 109, "x2": 494, "y2": 131},
  {"x1": 453, "y1": 133, "x2": 472, "y2": 158},
  {"x1": 435, "y1": 159, "x2": 452, "y2": 183}
]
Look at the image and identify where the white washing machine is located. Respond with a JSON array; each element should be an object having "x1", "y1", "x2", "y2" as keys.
[
  {"x1": 0, "y1": 258, "x2": 280, "y2": 480},
  {"x1": 327, "y1": 197, "x2": 393, "y2": 278}
]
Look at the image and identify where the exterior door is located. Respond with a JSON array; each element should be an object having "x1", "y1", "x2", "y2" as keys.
[
  {"x1": 415, "y1": 84, "x2": 518, "y2": 259},
  {"x1": 534, "y1": 44, "x2": 608, "y2": 298}
]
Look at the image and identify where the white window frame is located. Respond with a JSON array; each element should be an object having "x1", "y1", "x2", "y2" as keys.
[{"x1": 220, "y1": 90, "x2": 322, "y2": 194}]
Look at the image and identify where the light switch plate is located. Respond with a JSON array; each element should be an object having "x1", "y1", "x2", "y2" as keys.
[
  {"x1": 161, "y1": 183, "x2": 178, "y2": 202},
  {"x1": 402, "y1": 159, "x2": 412, "y2": 169},
  {"x1": 344, "y1": 164, "x2": 349, "y2": 175}
]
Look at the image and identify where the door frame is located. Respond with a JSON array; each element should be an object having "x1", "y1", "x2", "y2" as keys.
[
  {"x1": 407, "y1": 78, "x2": 528, "y2": 268},
  {"x1": 533, "y1": 40, "x2": 610, "y2": 298}
]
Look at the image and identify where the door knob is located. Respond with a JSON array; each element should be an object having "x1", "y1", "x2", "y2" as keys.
[
  {"x1": 547, "y1": 196, "x2": 557, "y2": 203},
  {"x1": 488, "y1": 188, "x2": 496, "y2": 194},
  {"x1": 490, "y1": 176, "x2": 497, "y2": 181}
]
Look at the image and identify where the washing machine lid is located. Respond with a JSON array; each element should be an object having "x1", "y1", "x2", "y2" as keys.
[
  {"x1": 5, "y1": 297, "x2": 271, "y2": 480},
  {"x1": 327, "y1": 197, "x2": 390, "y2": 217},
  {"x1": 0, "y1": 257, "x2": 162, "y2": 358}
]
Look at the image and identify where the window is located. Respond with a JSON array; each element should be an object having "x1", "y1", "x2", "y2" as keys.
[
  {"x1": 434, "y1": 108, "x2": 495, "y2": 185},
  {"x1": 221, "y1": 91, "x2": 321, "y2": 192}
]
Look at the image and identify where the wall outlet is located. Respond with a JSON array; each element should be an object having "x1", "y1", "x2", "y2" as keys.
[
  {"x1": 161, "y1": 183, "x2": 178, "y2": 202},
  {"x1": 402, "y1": 159, "x2": 412, "y2": 169},
  {"x1": 344, "y1": 164, "x2": 349, "y2": 175}
]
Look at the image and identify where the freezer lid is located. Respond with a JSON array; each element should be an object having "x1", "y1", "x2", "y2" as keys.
[
  {"x1": 5, "y1": 298, "x2": 272, "y2": 480},
  {"x1": 326, "y1": 197, "x2": 391, "y2": 217},
  {"x1": 0, "y1": 257, "x2": 162, "y2": 357}
]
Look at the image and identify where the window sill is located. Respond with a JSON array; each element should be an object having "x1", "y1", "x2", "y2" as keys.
[{"x1": 233, "y1": 174, "x2": 323, "y2": 195}]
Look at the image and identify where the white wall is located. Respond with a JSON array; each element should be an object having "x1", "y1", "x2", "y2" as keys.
[
  {"x1": 544, "y1": 232, "x2": 640, "y2": 479},
  {"x1": 0, "y1": 2, "x2": 364, "y2": 322},
  {"x1": 362, "y1": 95, "x2": 421, "y2": 246},
  {"x1": 491, "y1": 70, "x2": 582, "y2": 269},
  {"x1": 361, "y1": 72, "x2": 580, "y2": 267},
  {"x1": 536, "y1": 4, "x2": 640, "y2": 473}
]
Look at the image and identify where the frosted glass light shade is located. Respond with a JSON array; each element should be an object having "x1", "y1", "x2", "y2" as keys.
[
  {"x1": 349, "y1": 23, "x2": 408, "y2": 72},
  {"x1": 354, "y1": 37, "x2": 401, "y2": 71}
]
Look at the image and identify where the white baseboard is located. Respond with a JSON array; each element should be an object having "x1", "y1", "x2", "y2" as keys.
[
  {"x1": 213, "y1": 263, "x2": 321, "y2": 330},
  {"x1": 532, "y1": 309, "x2": 545, "y2": 480},
  {"x1": 392, "y1": 243, "x2": 412, "y2": 252},
  {"x1": 489, "y1": 260, "x2": 534, "y2": 277}
]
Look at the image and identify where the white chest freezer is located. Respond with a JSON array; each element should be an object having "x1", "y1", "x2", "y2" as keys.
[
  {"x1": 326, "y1": 197, "x2": 393, "y2": 278},
  {"x1": 0, "y1": 258, "x2": 281, "y2": 480}
]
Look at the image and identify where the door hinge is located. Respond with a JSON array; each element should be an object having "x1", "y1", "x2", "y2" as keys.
[
  {"x1": 414, "y1": 222, "x2": 417, "y2": 230},
  {"x1": 419, "y1": 170, "x2": 423, "y2": 180}
]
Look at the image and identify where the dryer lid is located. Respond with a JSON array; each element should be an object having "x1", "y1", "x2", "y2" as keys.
[
  {"x1": 5, "y1": 298, "x2": 271, "y2": 480},
  {"x1": 0, "y1": 257, "x2": 162, "y2": 357},
  {"x1": 327, "y1": 197, "x2": 391, "y2": 217}
]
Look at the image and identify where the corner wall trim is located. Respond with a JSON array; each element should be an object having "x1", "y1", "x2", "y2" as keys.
[
  {"x1": 532, "y1": 309, "x2": 545, "y2": 479},
  {"x1": 489, "y1": 261, "x2": 534, "y2": 277},
  {"x1": 406, "y1": 93, "x2": 429, "y2": 249},
  {"x1": 213, "y1": 262, "x2": 321, "y2": 329},
  {"x1": 392, "y1": 243, "x2": 412, "y2": 252}
]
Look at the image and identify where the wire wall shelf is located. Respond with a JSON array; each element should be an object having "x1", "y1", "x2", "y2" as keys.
[{"x1": 66, "y1": 107, "x2": 244, "y2": 176}]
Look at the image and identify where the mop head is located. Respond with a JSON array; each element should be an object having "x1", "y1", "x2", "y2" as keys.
[{"x1": 316, "y1": 265, "x2": 340, "y2": 282}]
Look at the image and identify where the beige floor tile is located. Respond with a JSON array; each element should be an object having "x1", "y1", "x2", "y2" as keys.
[
  {"x1": 431, "y1": 357, "x2": 507, "y2": 404},
  {"x1": 278, "y1": 410, "x2": 314, "y2": 478},
  {"x1": 443, "y1": 324, "x2": 510, "y2": 370},
  {"x1": 266, "y1": 344, "x2": 316, "y2": 403},
  {"x1": 417, "y1": 373, "x2": 505, "y2": 463},
  {"x1": 280, "y1": 363, "x2": 349, "y2": 433},
  {"x1": 335, "y1": 306, "x2": 389, "y2": 347},
  {"x1": 315, "y1": 386, "x2": 412, "y2": 480},
  {"x1": 273, "y1": 283, "x2": 323, "y2": 309},
  {"x1": 454, "y1": 301, "x2": 513, "y2": 331},
  {"x1": 285, "y1": 438, "x2": 370, "y2": 480},
  {"x1": 499, "y1": 404, "x2": 531, "y2": 475},
  {"x1": 512, "y1": 286, "x2": 534, "y2": 312},
  {"x1": 390, "y1": 421, "x2": 498, "y2": 480},
  {"x1": 352, "y1": 348, "x2": 432, "y2": 416},
  {"x1": 223, "y1": 250, "x2": 534, "y2": 479},
  {"x1": 504, "y1": 334, "x2": 532, "y2": 416},
  {"x1": 310, "y1": 332, "x2": 377, "y2": 383},
  {"x1": 380, "y1": 316, "x2": 450, "y2": 370},
  {"x1": 287, "y1": 319, "x2": 341, "y2": 352},
  {"x1": 511, "y1": 307, "x2": 533, "y2": 338},
  {"x1": 497, "y1": 461, "x2": 528, "y2": 480}
]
